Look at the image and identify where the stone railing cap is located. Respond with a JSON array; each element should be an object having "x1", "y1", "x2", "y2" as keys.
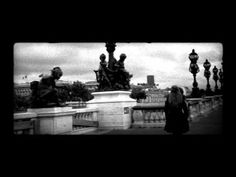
[
  {"x1": 74, "y1": 107, "x2": 99, "y2": 113},
  {"x1": 14, "y1": 112, "x2": 37, "y2": 120},
  {"x1": 186, "y1": 98, "x2": 203, "y2": 101},
  {"x1": 92, "y1": 91, "x2": 131, "y2": 95}
]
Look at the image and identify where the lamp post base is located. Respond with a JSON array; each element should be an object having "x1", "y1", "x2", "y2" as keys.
[
  {"x1": 191, "y1": 87, "x2": 200, "y2": 98},
  {"x1": 206, "y1": 89, "x2": 213, "y2": 96},
  {"x1": 214, "y1": 88, "x2": 220, "y2": 95}
]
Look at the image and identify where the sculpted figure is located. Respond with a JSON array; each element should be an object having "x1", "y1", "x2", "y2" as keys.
[
  {"x1": 30, "y1": 67, "x2": 65, "y2": 108},
  {"x1": 97, "y1": 54, "x2": 112, "y2": 90},
  {"x1": 114, "y1": 54, "x2": 133, "y2": 89}
]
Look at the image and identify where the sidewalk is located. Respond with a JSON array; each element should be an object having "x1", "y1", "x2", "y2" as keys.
[
  {"x1": 186, "y1": 105, "x2": 223, "y2": 135},
  {"x1": 84, "y1": 105, "x2": 223, "y2": 135}
]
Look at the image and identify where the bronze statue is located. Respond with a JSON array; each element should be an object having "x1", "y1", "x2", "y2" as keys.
[
  {"x1": 95, "y1": 54, "x2": 112, "y2": 90},
  {"x1": 94, "y1": 42, "x2": 133, "y2": 91},
  {"x1": 114, "y1": 54, "x2": 133, "y2": 89},
  {"x1": 30, "y1": 67, "x2": 66, "y2": 108}
]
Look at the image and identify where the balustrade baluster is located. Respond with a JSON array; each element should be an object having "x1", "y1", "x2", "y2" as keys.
[
  {"x1": 142, "y1": 110, "x2": 146, "y2": 123},
  {"x1": 147, "y1": 111, "x2": 151, "y2": 123},
  {"x1": 86, "y1": 113, "x2": 89, "y2": 120},
  {"x1": 158, "y1": 111, "x2": 162, "y2": 122},
  {"x1": 153, "y1": 111, "x2": 157, "y2": 123}
]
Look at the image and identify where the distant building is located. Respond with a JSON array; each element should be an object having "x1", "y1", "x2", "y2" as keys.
[
  {"x1": 136, "y1": 75, "x2": 158, "y2": 91},
  {"x1": 56, "y1": 80, "x2": 73, "y2": 86},
  {"x1": 14, "y1": 83, "x2": 31, "y2": 96},
  {"x1": 137, "y1": 83, "x2": 149, "y2": 89},
  {"x1": 85, "y1": 81, "x2": 99, "y2": 92},
  {"x1": 14, "y1": 80, "x2": 73, "y2": 97},
  {"x1": 147, "y1": 75, "x2": 155, "y2": 87},
  {"x1": 139, "y1": 89, "x2": 167, "y2": 104}
]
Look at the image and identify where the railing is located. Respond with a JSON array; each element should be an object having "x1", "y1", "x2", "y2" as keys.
[
  {"x1": 14, "y1": 107, "x2": 98, "y2": 135},
  {"x1": 13, "y1": 95, "x2": 222, "y2": 133},
  {"x1": 187, "y1": 98, "x2": 202, "y2": 120},
  {"x1": 131, "y1": 103, "x2": 166, "y2": 128},
  {"x1": 72, "y1": 108, "x2": 99, "y2": 130},
  {"x1": 131, "y1": 95, "x2": 223, "y2": 128},
  {"x1": 14, "y1": 112, "x2": 37, "y2": 134},
  {"x1": 187, "y1": 95, "x2": 223, "y2": 120}
]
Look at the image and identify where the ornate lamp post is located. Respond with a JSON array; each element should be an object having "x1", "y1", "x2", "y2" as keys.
[
  {"x1": 219, "y1": 68, "x2": 223, "y2": 91},
  {"x1": 203, "y1": 59, "x2": 212, "y2": 95},
  {"x1": 212, "y1": 66, "x2": 219, "y2": 94},
  {"x1": 105, "y1": 42, "x2": 117, "y2": 71},
  {"x1": 189, "y1": 49, "x2": 200, "y2": 97}
]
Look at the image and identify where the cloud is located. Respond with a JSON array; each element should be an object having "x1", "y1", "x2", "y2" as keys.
[
  {"x1": 14, "y1": 42, "x2": 223, "y2": 90},
  {"x1": 14, "y1": 43, "x2": 106, "y2": 75}
]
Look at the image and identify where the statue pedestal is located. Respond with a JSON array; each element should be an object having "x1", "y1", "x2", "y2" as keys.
[
  {"x1": 27, "y1": 107, "x2": 76, "y2": 134},
  {"x1": 87, "y1": 91, "x2": 137, "y2": 129}
]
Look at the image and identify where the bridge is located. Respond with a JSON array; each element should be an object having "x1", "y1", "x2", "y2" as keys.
[
  {"x1": 85, "y1": 104, "x2": 222, "y2": 135},
  {"x1": 14, "y1": 95, "x2": 223, "y2": 135}
]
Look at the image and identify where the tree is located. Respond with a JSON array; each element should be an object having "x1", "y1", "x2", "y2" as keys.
[
  {"x1": 14, "y1": 91, "x2": 31, "y2": 112},
  {"x1": 56, "y1": 81, "x2": 94, "y2": 102},
  {"x1": 130, "y1": 87, "x2": 146, "y2": 102},
  {"x1": 70, "y1": 81, "x2": 94, "y2": 101},
  {"x1": 57, "y1": 85, "x2": 70, "y2": 102}
]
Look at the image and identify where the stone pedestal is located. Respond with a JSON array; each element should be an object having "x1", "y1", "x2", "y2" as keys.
[
  {"x1": 87, "y1": 91, "x2": 137, "y2": 129},
  {"x1": 27, "y1": 107, "x2": 76, "y2": 135}
]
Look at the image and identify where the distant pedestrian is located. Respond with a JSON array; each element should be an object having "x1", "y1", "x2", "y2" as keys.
[{"x1": 164, "y1": 85, "x2": 189, "y2": 135}]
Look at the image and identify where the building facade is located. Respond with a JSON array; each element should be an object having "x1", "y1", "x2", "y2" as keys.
[
  {"x1": 14, "y1": 80, "x2": 73, "y2": 97},
  {"x1": 85, "y1": 81, "x2": 99, "y2": 92},
  {"x1": 14, "y1": 83, "x2": 31, "y2": 96}
]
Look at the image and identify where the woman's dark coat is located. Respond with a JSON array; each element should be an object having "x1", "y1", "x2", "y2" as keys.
[{"x1": 164, "y1": 94, "x2": 189, "y2": 134}]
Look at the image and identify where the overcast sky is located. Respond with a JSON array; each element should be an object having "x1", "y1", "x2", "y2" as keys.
[{"x1": 14, "y1": 43, "x2": 223, "y2": 89}]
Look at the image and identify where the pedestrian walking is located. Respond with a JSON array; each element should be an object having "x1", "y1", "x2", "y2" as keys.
[{"x1": 164, "y1": 85, "x2": 189, "y2": 135}]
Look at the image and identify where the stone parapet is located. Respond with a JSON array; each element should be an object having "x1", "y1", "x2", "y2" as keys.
[
  {"x1": 131, "y1": 95, "x2": 223, "y2": 127},
  {"x1": 131, "y1": 103, "x2": 166, "y2": 128},
  {"x1": 14, "y1": 112, "x2": 37, "y2": 134},
  {"x1": 27, "y1": 107, "x2": 76, "y2": 134},
  {"x1": 87, "y1": 91, "x2": 137, "y2": 129}
]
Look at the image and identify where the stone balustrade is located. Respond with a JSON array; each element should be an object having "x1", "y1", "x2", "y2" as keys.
[
  {"x1": 187, "y1": 95, "x2": 223, "y2": 121},
  {"x1": 13, "y1": 95, "x2": 222, "y2": 133},
  {"x1": 131, "y1": 95, "x2": 223, "y2": 128},
  {"x1": 72, "y1": 108, "x2": 99, "y2": 131},
  {"x1": 14, "y1": 107, "x2": 99, "y2": 135},
  {"x1": 187, "y1": 98, "x2": 202, "y2": 120},
  {"x1": 14, "y1": 112, "x2": 37, "y2": 134},
  {"x1": 131, "y1": 103, "x2": 166, "y2": 128}
]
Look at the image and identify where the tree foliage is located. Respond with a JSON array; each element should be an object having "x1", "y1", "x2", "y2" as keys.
[
  {"x1": 13, "y1": 91, "x2": 31, "y2": 112},
  {"x1": 130, "y1": 87, "x2": 146, "y2": 102},
  {"x1": 61, "y1": 81, "x2": 94, "y2": 101},
  {"x1": 72, "y1": 81, "x2": 93, "y2": 101}
]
